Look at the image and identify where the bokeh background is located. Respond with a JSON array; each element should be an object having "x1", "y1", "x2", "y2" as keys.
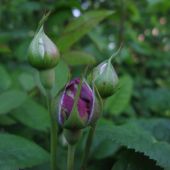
[{"x1": 0, "y1": 0, "x2": 170, "y2": 170}]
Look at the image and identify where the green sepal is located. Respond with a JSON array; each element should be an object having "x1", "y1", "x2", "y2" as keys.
[
  {"x1": 35, "y1": 11, "x2": 51, "y2": 35},
  {"x1": 64, "y1": 129, "x2": 82, "y2": 145},
  {"x1": 89, "y1": 84, "x2": 103, "y2": 126},
  {"x1": 63, "y1": 105, "x2": 86, "y2": 129},
  {"x1": 94, "y1": 84, "x2": 103, "y2": 113}
]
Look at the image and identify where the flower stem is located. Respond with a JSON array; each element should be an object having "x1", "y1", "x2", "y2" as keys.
[
  {"x1": 81, "y1": 124, "x2": 96, "y2": 170},
  {"x1": 67, "y1": 144, "x2": 76, "y2": 170},
  {"x1": 47, "y1": 91, "x2": 58, "y2": 170}
]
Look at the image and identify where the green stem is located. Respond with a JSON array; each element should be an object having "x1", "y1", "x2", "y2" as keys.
[
  {"x1": 47, "y1": 91, "x2": 58, "y2": 170},
  {"x1": 67, "y1": 144, "x2": 76, "y2": 170},
  {"x1": 81, "y1": 124, "x2": 96, "y2": 170}
]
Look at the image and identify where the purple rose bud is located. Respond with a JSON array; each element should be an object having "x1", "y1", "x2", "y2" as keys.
[{"x1": 58, "y1": 78, "x2": 96, "y2": 129}]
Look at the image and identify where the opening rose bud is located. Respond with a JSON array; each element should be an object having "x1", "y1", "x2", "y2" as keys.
[
  {"x1": 58, "y1": 78, "x2": 96, "y2": 129},
  {"x1": 28, "y1": 26, "x2": 60, "y2": 70}
]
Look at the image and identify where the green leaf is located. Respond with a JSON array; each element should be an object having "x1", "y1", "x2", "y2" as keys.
[
  {"x1": 19, "y1": 1, "x2": 41, "y2": 12},
  {"x1": 147, "y1": 0, "x2": 162, "y2": 5},
  {"x1": 18, "y1": 73, "x2": 36, "y2": 91},
  {"x1": 0, "y1": 164, "x2": 18, "y2": 170},
  {"x1": 88, "y1": 30, "x2": 108, "y2": 51},
  {"x1": 0, "y1": 65, "x2": 12, "y2": 92},
  {"x1": 91, "y1": 119, "x2": 121, "y2": 159},
  {"x1": 57, "y1": 10, "x2": 114, "y2": 51},
  {"x1": 96, "y1": 119, "x2": 170, "y2": 169},
  {"x1": 141, "y1": 88, "x2": 170, "y2": 115},
  {"x1": 0, "y1": 115, "x2": 16, "y2": 126},
  {"x1": 112, "y1": 150, "x2": 162, "y2": 170},
  {"x1": 131, "y1": 118, "x2": 170, "y2": 144},
  {"x1": 104, "y1": 75, "x2": 133, "y2": 115},
  {"x1": 25, "y1": 163, "x2": 50, "y2": 170},
  {"x1": 12, "y1": 98, "x2": 50, "y2": 132},
  {"x1": 91, "y1": 139, "x2": 120, "y2": 160},
  {"x1": 27, "y1": 147, "x2": 67, "y2": 170},
  {"x1": 14, "y1": 39, "x2": 30, "y2": 61},
  {"x1": 0, "y1": 133, "x2": 49, "y2": 169},
  {"x1": 0, "y1": 90, "x2": 27, "y2": 115},
  {"x1": 0, "y1": 44, "x2": 11, "y2": 55},
  {"x1": 62, "y1": 51, "x2": 96, "y2": 66}
]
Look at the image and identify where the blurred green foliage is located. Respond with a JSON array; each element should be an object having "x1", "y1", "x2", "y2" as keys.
[{"x1": 0, "y1": 0, "x2": 170, "y2": 170}]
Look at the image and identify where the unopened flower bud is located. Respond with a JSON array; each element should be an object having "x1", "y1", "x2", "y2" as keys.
[
  {"x1": 58, "y1": 78, "x2": 100, "y2": 130},
  {"x1": 28, "y1": 26, "x2": 60, "y2": 70},
  {"x1": 91, "y1": 59, "x2": 119, "y2": 98}
]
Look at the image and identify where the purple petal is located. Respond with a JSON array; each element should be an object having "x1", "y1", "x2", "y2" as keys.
[
  {"x1": 59, "y1": 78, "x2": 94, "y2": 124},
  {"x1": 78, "y1": 98, "x2": 89, "y2": 117},
  {"x1": 62, "y1": 94, "x2": 74, "y2": 114},
  {"x1": 81, "y1": 83, "x2": 93, "y2": 101}
]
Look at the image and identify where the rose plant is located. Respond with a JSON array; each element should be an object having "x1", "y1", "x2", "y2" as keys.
[
  {"x1": 27, "y1": 13, "x2": 119, "y2": 170},
  {"x1": 1, "y1": 2, "x2": 170, "y2": 170}
]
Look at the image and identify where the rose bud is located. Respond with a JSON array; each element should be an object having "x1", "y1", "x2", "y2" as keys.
[
  {"x1": 90, "y1": 58, "x2": 119, "y2": 98},
  {"x1": 28, "y1": 26, "x2": 60, "y2": 89},
  {"x1": 28, "y1": 26, "x2": 60, "y2": 70},
  {"x1": 58, "y1": 78, "x2": 101, "y2": 130}
]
